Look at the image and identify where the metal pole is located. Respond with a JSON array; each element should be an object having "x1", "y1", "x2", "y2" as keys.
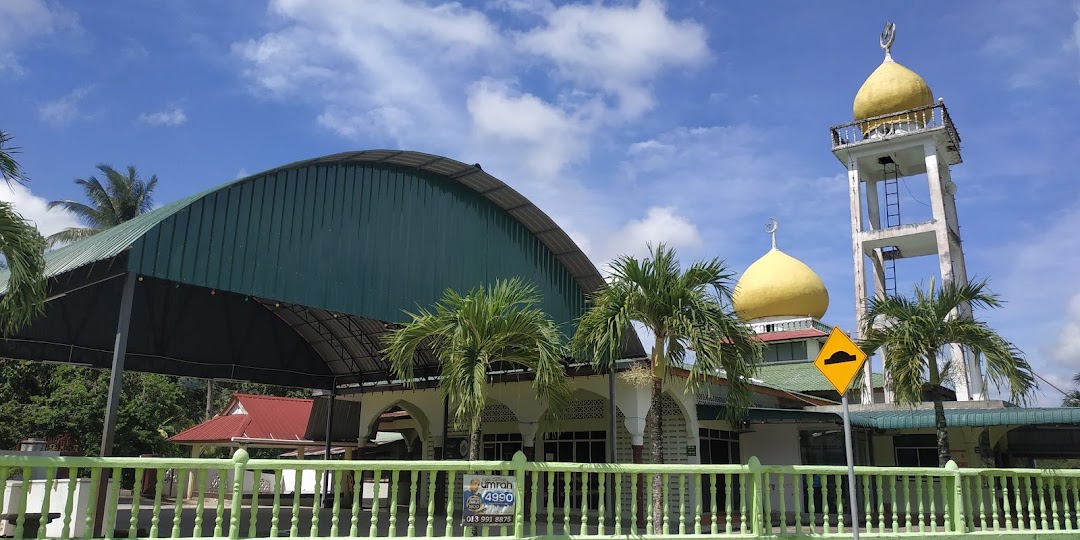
[
  {"x1": 322, "y1": 388, "x2": 336, "y2": 508},
  {"x1": 441, "y1": 396, "x2": 450, "y2": 459},
  {"x1": 100, "y1": 271, "x2": 137, "y2": 457},
  {"x1": 94, "y1": 271, "x2": 137, "y2": 536},
  {"x1": 842, "y1": 392, "x2": 860, "y2": 540}
]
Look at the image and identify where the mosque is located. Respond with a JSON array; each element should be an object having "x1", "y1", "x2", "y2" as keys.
[{"x1": 4, "y1": 24, "x2": 1080, "y2": 487}]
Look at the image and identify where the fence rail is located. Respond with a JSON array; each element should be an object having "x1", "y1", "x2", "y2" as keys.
[{"x1": 2, "y1": 451, "x2": 1079, "y2": 539}]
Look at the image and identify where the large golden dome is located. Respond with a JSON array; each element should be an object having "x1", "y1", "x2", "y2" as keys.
[
  {"x1": 852, "y1": 23, "x2": 934, "y2": 133},
  {"x1": 732, "y1": 247, "x2": 829, "y2": 321}
]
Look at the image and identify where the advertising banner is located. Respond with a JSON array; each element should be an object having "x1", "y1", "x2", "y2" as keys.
[{"x1": 461, "y1": 474, "x2": 516, "y2": 525}]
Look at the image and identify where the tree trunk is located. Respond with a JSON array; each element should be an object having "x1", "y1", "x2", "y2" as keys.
[
  {"x1": 650, "y1": 376, "x2": 664, "y2": 530},
  {"x1": 468, "y1": 429, "x2": 479, "y2": 461},
  {"x1": 928, "y1": 352, "x2": 951, "y2": 466},
  {"x1": 933, "y1": 395, "x2": 951, "y2": 466}
]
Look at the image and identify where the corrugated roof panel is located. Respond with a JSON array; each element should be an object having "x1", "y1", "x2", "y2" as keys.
[
  {"x1": 757, "y1": 362, "x2": 885, "y2": 393},
  {"x1": 850, "y1": 407, "x2": 1080, "y2": 430}
]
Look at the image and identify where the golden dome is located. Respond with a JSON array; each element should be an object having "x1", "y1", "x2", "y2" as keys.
[
  {"x1": 853, "y1": 59, "x2": 933, "y2": 120},
  {"x1": 732, "y1": 248, "x2": 829, "y2": 322},
  {"x1": 852, "y1": 23, "x2": 934, "y2": 134}
]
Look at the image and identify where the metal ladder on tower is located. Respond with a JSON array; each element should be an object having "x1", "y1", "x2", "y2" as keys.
[{"x1": 882, "y1": 164, "x2": 902, "y2": 298}]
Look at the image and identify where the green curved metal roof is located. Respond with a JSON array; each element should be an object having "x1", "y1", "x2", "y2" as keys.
[{"x1": 0, "y1": 150, "x2": 644, "y2": 388}]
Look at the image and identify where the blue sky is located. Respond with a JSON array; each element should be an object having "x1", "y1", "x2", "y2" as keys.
[{"x1": 2, "y1": 1, "x2": 1079, "y2": 405}]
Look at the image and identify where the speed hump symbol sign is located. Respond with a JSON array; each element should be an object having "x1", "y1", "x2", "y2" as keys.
[{"x1": 813, "y1": 327, "x2": 868, "y2": 395}]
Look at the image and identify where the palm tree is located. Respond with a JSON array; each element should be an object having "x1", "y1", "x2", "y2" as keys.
[
  {"x1": 1063, "y1": 373, "x2": 1080, "y2": 408},
  {"x1": 859, "y1": 278, "x2": 1036, "y2": 466},
  {"x1": 570, "y1": 243, "x2": 762, "y2": 523},
  {"x1": 0, "y1": 130, "x2": 48, "y2": 335},
  {"x1": 382, "y1": 278, "x2": 574, "y2": 460},
  {"x1": 46, "y1": 164, "x2": 158, "y2": 246}
]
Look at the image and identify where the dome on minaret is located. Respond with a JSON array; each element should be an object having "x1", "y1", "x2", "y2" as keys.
[
  {"x1": 852, "y1": 22, "x2": 934, "y2": 133},
  {"x1": 732, "y1": 219, "x2": 829, "y2": 321}
]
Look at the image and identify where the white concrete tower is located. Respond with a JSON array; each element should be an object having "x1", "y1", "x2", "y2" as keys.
[{"x1": 829, "y1": 22, "x2": 982, "y2": 404}]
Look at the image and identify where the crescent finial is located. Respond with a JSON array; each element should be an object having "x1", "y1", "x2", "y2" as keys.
[
  {"x1": 880, "y1": 21, "x2": 896, "y2": 60},
  {"x1": 766, "y1": 217, "x2": 779, "y2": 250}
]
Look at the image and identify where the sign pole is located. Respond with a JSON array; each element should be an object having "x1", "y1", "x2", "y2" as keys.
[
  {"x1": 841, "y1": 391, "x2": 860, "y2": 540},
  {"x1": 813, "y1": 327, "x2": 867, "y2": 540}
]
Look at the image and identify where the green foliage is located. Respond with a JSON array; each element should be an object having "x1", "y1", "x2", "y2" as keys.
[
  {"x1": 0, "y1": 130, "x2": 27, "y2": 183},
  {"x1": 0, "y1": 360, "x2": 311, "y2": 457},
  {"x1": 859, "y1": 278, "x2": 1036, "y2": 465},
  {"x1": 0, "y1": 360, "x2": 201, "y2": 456},
  {"x1": 382, "y1": 278, "x2": 573, "y2": 459},
  {"x1": 0, "y1": 130, "x2": 48, "y2": 336},
  {"x1": 859, "y1": 278, "x2": 1036, "y2": 405},
  {"x1": 46, "y1": 164, "x2": 159, "y2": 246},
  {"x1": 571, "y1": 243, "x2": 763, "y2": 419},
  {"x1": 1064, "y1": 373, "x2": 1080, "y2": 408}
]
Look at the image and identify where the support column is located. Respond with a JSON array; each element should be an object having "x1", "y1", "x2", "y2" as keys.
[
  {"x1": 186, "y1": 444, "x2": 204, "y2": 499},
  {"x1": 925, "y1": 143, "x2": 973, "y2": 401},
  {"x1": 94, "y1": 271, "x2": 137, "y2": 537},
  {"x1": 939, "y1": 165, "x2": 982, "y2": 400},
  {"x1": 321, "y1": 389, "x2": 336, "y2": 508},
  {"x1": 518, "y1": 422, "x2": 539, "y2": 459},
  {"x1": 625, "y1": 416, "x2": 646, "y2": 528},
  {"x1": 100, "y1": 272, "x2": 138, "y2": 456},
  {"x1": 848, "y1": 164, "x2": 876, "y2": 404}
]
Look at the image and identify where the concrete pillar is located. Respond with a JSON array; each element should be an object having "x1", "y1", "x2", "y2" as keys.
[
  {"x1": 186, "y1": 444, "x2": 204, "y2": 499},
  {"x1": 939, "y1": 165, "x2": 982, "y2": 400},
  {"x1": 625, "y1": 416, "x2": 646, "y2": 528},
  {"x1": 925, "y1": 143, "x2": 973, "y2": 401},
  {"x1": 848, "y1": 162, "x2": 877, "y2": 404},
  {"x1": 432, "y1": 434, "x2": 444, "y2": 460},
  {"x1": 518, "y1": 422, "x2": 539, "y2": 459}
]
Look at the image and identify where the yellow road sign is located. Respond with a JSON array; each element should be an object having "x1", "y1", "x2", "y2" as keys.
[{"x1": 813, "y1": 327, "x2": 869, "y2": 395}]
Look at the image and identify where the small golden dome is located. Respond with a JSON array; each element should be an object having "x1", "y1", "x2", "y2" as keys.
[
  {"x1": 732, "y1": 243, "x2": 829, "y2": 321},
  {"x1": 853, "y1": 22, "x2": 934, "y2": 134},
  {"x1": 853, "y1": 60, "x2": 933, "y2": 120}
]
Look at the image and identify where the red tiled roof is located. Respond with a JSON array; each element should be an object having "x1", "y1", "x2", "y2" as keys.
[
  {"x1": 755, "y1": 329, "x2": 828, "y2": 342},
  {"x1": 170, "y1": 394, "x2": 312, "y2": 444},
  {"x1": 170, "y1": 414, "x2": 251, "y2": 443},
  {"x1": 234, "y1": 394, "x2": 313, "y2": 440}
]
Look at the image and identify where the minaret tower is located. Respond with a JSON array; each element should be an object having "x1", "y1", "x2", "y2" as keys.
[{"x1": 829, "y1": 23, "x2": 982, "y2": 403}]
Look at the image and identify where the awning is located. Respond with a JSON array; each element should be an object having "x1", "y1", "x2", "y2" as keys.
[
  {"x1": 696, "y1": 405, "x2": 1080, "y2": 430},
  {"x1": 696, "y1": 405, "x2": 854, "y2": 425},
  {"x1": 848, "y1": 407, "x2": 1080, "y2": 430}
]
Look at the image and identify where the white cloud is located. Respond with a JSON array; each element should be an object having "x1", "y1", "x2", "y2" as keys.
[
  {"x1": 38, "y1": 86, "x2": 92, "y2": 126},
  {"x1": 466, "y1": 79, "x2": 596, "y2": 180},
  {"x1": 234, "y1": 0, "x2": 500, "y2": 143},
  {"x1": 604, "y1": 206, "x2": 702, "y2": 263},
  {"x1": 138, "y1": 107, "x2": 187, "y2": 127},
  {"x1": 0, "y1": 0, "x2": 80, "y2": 75},
  {"x1": 0, "y1": 183, "x2": 81, "y2": 240},
  {"x1": 516, "y1": 0, "x2": 708, "y2": 117},
  {"x1": 1056, "y1": 292, "x2": 1080, "y2": 367}
]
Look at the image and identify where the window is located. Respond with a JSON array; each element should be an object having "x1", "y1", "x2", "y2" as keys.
[
  {"x1": 699, "y1": 429, "x2": 741, "y2": 509},
  {"x1": 543, "y1": 431, "x2": 608, "y2": 509},
  {"x1": 894, "y1": 434, "x2": 938, "y2": 467},
  {"x1": 763, "y1": 341, "x2": 809, "y2": 362},
  {"x1": 482, "y1": 433, "x2": 523, "y2": 461}
]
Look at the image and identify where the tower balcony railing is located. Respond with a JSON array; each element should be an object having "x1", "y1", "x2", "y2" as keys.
[
  {"x1": 749, "y1": 317, "x2": 832, "y2": 335},
  {"x1": 830, "y1": 100, "x2": 961, "y2": 152}
]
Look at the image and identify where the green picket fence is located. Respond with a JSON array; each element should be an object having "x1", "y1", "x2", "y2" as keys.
[{"x1": 2, "y1": 450, "x2": 1079, "y2": 539}]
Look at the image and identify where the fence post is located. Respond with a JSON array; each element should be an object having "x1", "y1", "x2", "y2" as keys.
[
  {"x1": 945, "y1": 460, "x2": 965, "y2": 533},
  {"x1": 229, "y1": 448, "x2": 250, "y2": 540},
  {"x1": 747, "y1": 456, "x2": 764, "y2": 536},
  {"x1": 512, "y1": 451, "x2": 527, "y2": 539}
]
